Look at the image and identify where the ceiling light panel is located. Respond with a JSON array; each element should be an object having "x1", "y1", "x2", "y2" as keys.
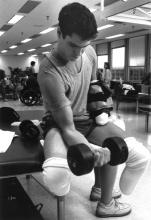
[
  {"x1": 21, "y1": 38, "x2": 32, "y2": 43},
  {"x1": 18, "y1": 1, "x2": 41, "y2": 13},
  {"x1": 8, "y1": 14, "x2": 24, "y2": 24},
  {"x1": 0, "y1": 25, "x2": 13, "y2": 31},
  {"x1": 9, "y1": 45, "x2": 17, "y2": 49},
  {"x1": 97, "y1": 24, "x2": 114, "y2": 31},
  {"x1": 108, "y1": 16, "x2": 151, "y2": 26},
  {"x1": 28, "y1": 49, "x2": 36, "y2": 52},
  {"x1": 0, "y1": 31, "x2": 5, "y2": 37},
  {"x1": 40, "y1": 27, "x2": 55, "y2": 34},
  {"x1": 106, "y1": 34, "x2": 125, "y2": 39},
  {"x1": 41, "y1": 43, "x2": 52, "y2": 47},
  {"x1": 1, "y1": 50, "x2": 8, "y2": 53}
]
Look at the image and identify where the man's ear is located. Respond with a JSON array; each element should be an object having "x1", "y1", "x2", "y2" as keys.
[{"x1": 57, "y1": 27, "x2": 62, "y2": 38}]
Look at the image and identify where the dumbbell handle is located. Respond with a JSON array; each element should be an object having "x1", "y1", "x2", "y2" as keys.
[{"x1": 89, "y1": 143, "x2": 111, "y2": 167}]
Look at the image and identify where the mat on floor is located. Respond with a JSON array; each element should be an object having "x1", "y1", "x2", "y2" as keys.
[{"x1": 0, "y1": 177, "x2": 44, "y2": 220}]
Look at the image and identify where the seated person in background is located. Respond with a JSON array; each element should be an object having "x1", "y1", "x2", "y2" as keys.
[
  {"x1": 96, "y1": 68, "x2": 104, "y2": 81},
  {"x1": 29, "y1": 61, "x2": 36, "y2": 75},
  {"x1": 0, "y1": 69, "x2": 8, "y2": 101},
  {"x1": 142, "y1": 72, "x2": 151, "y2": 85},
  {"x1": 38, "y1": 2, "x2": 151, "y2": 218}
]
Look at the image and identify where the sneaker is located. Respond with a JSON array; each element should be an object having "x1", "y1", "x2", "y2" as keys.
[
  {"x1": 96, "y1": 198, "x2": 132, "y2": 218},
  {"x1": 90, "y1": 186, "x2": 121, "y2": 201}
]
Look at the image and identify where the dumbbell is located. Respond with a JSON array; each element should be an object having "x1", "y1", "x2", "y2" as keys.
[
  {"x1": 19, "y1": 120, "x2": 40, "y2": 140},
  {"x1": 67, "y1": 136, "x2": 128, "y2": 176}
]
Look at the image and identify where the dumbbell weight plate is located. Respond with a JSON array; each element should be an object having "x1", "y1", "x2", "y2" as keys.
[
  {"x1": 102, "y1": 137, "x2": 128, "y2": 166},
  {"x1": 67, "y1": 143, "x2": 95, "y2": 176},
  {"x1": 19, "y1": 120, "x2": 40, "y2": 140}
]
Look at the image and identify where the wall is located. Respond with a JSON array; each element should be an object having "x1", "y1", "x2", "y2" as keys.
[{"x1": 0, "y1": 54, "x2": 42, "y2": 76}]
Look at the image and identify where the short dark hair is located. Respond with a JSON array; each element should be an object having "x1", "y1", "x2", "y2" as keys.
[
  {"x1": 104, "y1": 62, "x2": 110, "y2": 69},
  {"x1": 31, "y1": 61, "x2": 35, "y2": 66},
  {"x1": 58, "y1": 2, "x2": 98, "y2": 40}
]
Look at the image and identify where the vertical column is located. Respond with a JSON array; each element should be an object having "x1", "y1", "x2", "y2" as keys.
[
  {"x1": 124, "y1": 38, "x2": 129, "y2": 81},
  {"x1": 145, "y1": 34, "x2": 150, "y2": 74},
  {"x1": 108, "y1": 42, "x2": 111, "y2": 68}
]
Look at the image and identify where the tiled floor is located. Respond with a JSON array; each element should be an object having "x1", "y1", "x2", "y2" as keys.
[{"x1": 1, "y1": 99, "x2": 151, "y2": 220}]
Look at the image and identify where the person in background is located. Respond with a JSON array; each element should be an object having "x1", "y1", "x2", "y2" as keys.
[
  {"x1": 0, "y1": 69, "x2": 7, "y2": 101},
  {"x1": 102, "y1": 62, "x2": 113, "y2": 106},
  {"x1": 103, "y1": 62, "x2": 112, "y2": 88},
  {"x1": 38, "y1": 2, "x2": 150, "y2": 218},
  {"x1": 96, "y1": 68, "x2": 104, "y2": 81},
  {"x1": 29, "y1": 61, "x2": 36, "y2": 76}
]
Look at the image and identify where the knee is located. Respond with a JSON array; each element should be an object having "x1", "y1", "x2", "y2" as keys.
[
  {"x1": 42, "y1": 157, "x2": 71, "y2": 196},
  {"x1": 125, "y1": 137, "x2": 151, "y2": 170}
]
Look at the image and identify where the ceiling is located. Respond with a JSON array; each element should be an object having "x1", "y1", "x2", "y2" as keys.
[{"x1": 0, "y1": 0, "x2": 151, "y2": 56}]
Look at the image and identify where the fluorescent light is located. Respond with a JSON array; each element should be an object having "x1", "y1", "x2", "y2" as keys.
[
  {"x1": 97, "y1": 24, "x2": 114, "y2": 31},
  {"x1": 1, "y1": 50, "x2": 8, "y2": 53},
  {"x1": 42, "y1": 51, "x2": 49, "y2": 54},
  {"x1": 28, "y1": 49, "x2": 36, "y2": 52},
  {"x1": 0, "y1": 31, "x2": 5, "y2": 37},
  {"x1": 108, "y1": 16, "x2": 151, "y2": 26},
  {"x1": 119, "y1": 13, "x2": 149, "y2": 20},
  {"x1": 17, "y1": 52, "x2": 24, "y2": 55},
  {"x1": 106, "y1": 34, "x2": 125, "y2": 39},
  {"x1": 9, "y1": 45, "x2": 17, "y2": 49},
  {"x1": 32, "y1": 54, "x2": 38, "y2": 57},
  {"x1": 8, "y1": 14, "x2": 24, "y2": 24},
  {"x1": 89, "y1": 8, "x2": 97, "y2": 13},
  {"x1": 100, "y1": 0, "x2": 104, "y2": 11},
  {"x1": 40, "y1": 27, "x2": 55, "y2": 34},
  {"x1": 41, "y1": 43, "x2": 52, "y2": 48},
  {"x1": 137, "y1": 7, "x2": 151, "y2": 18},
  {"x1": 21, "y1": 38, "x2": 32, "y2": 43}
]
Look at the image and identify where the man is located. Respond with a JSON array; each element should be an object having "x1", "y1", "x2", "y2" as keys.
[
  {"x1": 29, "y1": 61, "x2": 36, "y2": 76},
  {"x1": 38, "y1": 2, "x2": 150, "y2": 217}
]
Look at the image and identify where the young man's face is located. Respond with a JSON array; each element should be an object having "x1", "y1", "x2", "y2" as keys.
[{"x1": 59, "y1": 32, "x2": 91, "y2": 61}]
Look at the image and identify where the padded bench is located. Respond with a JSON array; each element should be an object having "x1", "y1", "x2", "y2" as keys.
[{"x1": 0, "y1": 125, "x2": 65, "y2": 220}]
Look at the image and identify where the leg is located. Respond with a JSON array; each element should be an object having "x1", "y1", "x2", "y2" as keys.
[
  {"x1": 120, "y1": 137, "x2": 151, "y2": 195},
  {"x1": 87, "y1": 123, "x2": 131, "y2": 217},
  {"x1": 87, "y1": 125, "x2": 119, "y2": 204},
  {"x1": 42, "y1": 128, "x2": 71, "y2": 197}
]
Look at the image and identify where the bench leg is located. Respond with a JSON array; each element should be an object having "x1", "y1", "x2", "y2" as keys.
[
  {"x1": 146, "y1": 113, "x2": 149, "y2": 132},
  {"x1": 57, "y1": 196, "x2": 65, "y2": 220},
  {"x1": 136, "y1": 99, "x2": 138, "y2": 114}
]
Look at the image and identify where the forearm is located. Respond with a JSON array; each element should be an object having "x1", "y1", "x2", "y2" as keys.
[{"x1": 61, "y1": 126, "x2": 90, "y2": 148}]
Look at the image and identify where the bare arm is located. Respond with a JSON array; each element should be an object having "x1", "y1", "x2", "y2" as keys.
[{"x1": 51, "y1": 104, "x2": 90, "y2": 147}]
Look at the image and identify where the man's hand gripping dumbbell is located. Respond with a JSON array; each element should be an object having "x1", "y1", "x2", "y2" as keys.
[{"x1": 67, "y1": 137, "x2": 128, "y2": 176}]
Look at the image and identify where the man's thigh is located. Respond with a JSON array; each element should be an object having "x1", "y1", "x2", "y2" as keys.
[{"x1": 87, "y1": 122, "x2": 126, "y2": 147}]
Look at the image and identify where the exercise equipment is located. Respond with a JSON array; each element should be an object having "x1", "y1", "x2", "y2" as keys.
[
  {"x1": 67, "y1": 136, "x2": 128, "y2": 176},
  {"x1": 19, "y1": 120, "x2": 40, "y2": 140},
  {"x1": 0, "y1": 107, "x2": 20, "y2": 125}
]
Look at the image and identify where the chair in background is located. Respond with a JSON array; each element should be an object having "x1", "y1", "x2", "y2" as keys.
[
  {"x1": 138, "y1": 85, "x2": 151, "y2": 132},
  {"x1": 113, "y1": 81, "x2": 141, "y2": 113}
]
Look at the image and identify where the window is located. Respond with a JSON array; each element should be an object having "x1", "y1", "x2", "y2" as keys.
[
  {"x1": 98, "y1": 55, "x2": 108, "y2": 69},
  {"x1": 129, "y1": 36, "x2": 145, "y2": 67},
  {"x1": 112, "y1": 47, "x2": 125, "y2": 69}
]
